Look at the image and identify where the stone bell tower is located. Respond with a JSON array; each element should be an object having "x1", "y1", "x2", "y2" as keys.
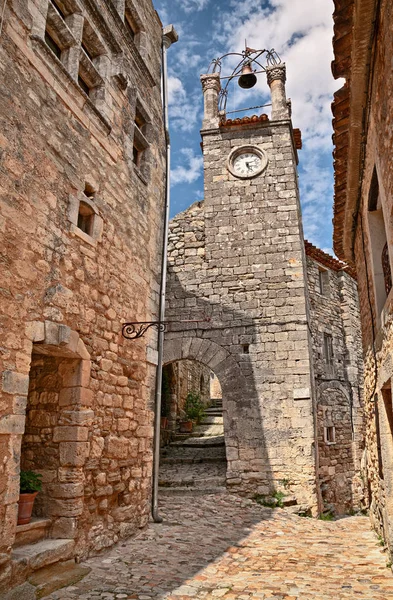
[
  {"x1": 165, "y1": 54, "x2": 319, "y2": 514},
  {"x1": 199, "y1": 58, "x2": 318, "y2": 512}
]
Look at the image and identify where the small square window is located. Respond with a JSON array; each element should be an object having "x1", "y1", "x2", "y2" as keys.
[
  {"x1": 242, "y1": 344, "x2": 250, "y2": 354},
  {"x1": 318, "y1": 268, "x2": 329, "y2": 295},
  {"x1": 77, "y1": 201, "x2": 95, "y2": 236},
  {"x1": 323, "y1": 333, "x2": 333, "y2": 366},
  {"x1": 325, "y1": 425, "x2": 336, "y2": 444}
]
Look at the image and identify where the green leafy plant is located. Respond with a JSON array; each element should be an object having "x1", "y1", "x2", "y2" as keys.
[
  {"x1": 20, "y1": 470, "x2": 42, "y2": 494},
  {"x1": 184, "y1": 390, "x2": 205, "y2": 423},
  {"x1": 253, "y1": 491, "x2": 286, "y2": 509},
  {"x1": 319, "y1": 511, "x2": 334, "y2": 521}
]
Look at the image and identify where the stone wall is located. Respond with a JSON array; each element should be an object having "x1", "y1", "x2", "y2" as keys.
[
  {"x1": 0, "y1": 0, "x2": 165, "y2": 590},
  {"x1": 306, "y1": 255, "x2": 364, "y2": 514},
  {"x1": 332, "y1": 0, "x2": 393, "y2": 554},
  {"x1": 164, "y1": 65, "x2": 319, "y2": 512}
]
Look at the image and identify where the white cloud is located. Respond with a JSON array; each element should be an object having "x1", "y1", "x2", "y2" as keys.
[
  {"x1": 167, "y1": 76, "x2": 202, "y2": 132},
  {"x1": 178, "y1": 0, "x2": 210, "y2": 12},
  {"x1": 171, "y1": 148, "x2": 203, "y2": 185}
]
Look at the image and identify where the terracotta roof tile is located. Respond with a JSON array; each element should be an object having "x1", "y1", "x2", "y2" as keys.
[
  {"x1": 220, "y1": 114, "x2": 269, "y2": 128},
  {"x1": 304, "y1": 239, "x2": 357, "y2": 279}
]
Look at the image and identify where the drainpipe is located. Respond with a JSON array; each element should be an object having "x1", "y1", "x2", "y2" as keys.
[{"x1": 152, "y1": 24, "x2": 178, "y2": 523}]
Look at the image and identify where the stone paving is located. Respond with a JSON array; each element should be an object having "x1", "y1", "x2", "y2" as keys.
[{"x1": 47, "y1": 492, "x2": 393, "y2": 600}]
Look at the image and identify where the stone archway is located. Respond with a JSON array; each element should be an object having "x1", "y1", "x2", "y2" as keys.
[{"x1": 163, "y1": 336, "x2": 251, "y2": 488}]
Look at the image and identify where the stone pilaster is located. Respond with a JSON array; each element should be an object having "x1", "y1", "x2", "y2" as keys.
[
  {"x1": 266, "y1": 63, "x2": 290, "y2": 120},
  {"x1": 200, "y1": 73, "x2": 221, "y2": 130}
]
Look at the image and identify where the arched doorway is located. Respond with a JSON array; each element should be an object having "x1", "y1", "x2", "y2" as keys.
[{"x1": 159, "y1": 358, "x2": 226, "y2": 493}]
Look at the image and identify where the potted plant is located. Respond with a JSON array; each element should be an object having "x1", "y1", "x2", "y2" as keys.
[
  {"x1": 17, "y1": 470, "x2": 42, "y2": 525},
  {"x1": 179, "y1": 390, "x2": 205, "y2": 433}
]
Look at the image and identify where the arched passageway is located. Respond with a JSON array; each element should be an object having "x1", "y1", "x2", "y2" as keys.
[{"x1": 159, "y1": 358, "x2": 226, "y2": 493}]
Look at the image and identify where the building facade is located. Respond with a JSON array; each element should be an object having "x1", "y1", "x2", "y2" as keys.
[
  {"x1": 332, "y1": 0, "x2": 393, "y2": 554},
  {"x1": 163, "y1": 58, "x2": 364, "y2": 516},
  {"x1": 0, "y1": 0, "x2": 166, "y2": 592}
]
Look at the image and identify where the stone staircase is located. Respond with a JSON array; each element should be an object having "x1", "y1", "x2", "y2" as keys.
[{"x1": 159, "y1": 399, "x2": 227, "y2": 495}]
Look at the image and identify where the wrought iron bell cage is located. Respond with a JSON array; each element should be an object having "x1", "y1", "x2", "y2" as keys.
[{"x1": 207, "y1": 46, "x2": 281, "y2": 114}]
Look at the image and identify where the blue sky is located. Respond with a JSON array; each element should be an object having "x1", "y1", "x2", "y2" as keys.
[{"x1": 156, "y1": 0, "x2": 340, "y2": 253}]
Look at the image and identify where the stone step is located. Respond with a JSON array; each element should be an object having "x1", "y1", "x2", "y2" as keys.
[
  {"x1": 161, "y1": 456, "x2": 226, "y2": 464},
  {"x1": 14, "y1": 518, "x2": 52, "y2": 548},
  {"x1": 171, "y1": 436, "x2": 225, "y2": 448},
  {"x1": 203, "y1": 410, "x2": 223, "y2": 417},
  {"x1": 202, "y1": 416, "x2": 223, "y2": 425},
  {"x1": 28, "y1": 558, "x2": 91, "y2": 598},
  {"x1": 12, "y1": 538, "x2": 75, "y2": 573},
  {"x1": 159, "y1": 476, "x2": 226, "y2": 489},
  {"x1": 159, "y1": 486, "x2": 227, "y2": 497}
]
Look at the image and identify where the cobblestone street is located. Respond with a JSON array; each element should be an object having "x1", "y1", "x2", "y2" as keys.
[{"x1": 48, "y1": 493, "x2": 393, "y2": 600}]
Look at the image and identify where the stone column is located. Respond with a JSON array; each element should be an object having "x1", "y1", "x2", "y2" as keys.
[
  {"x1": 266, "y1": 63, "x2": 290, "y2": 121},
  {"x1": 200, "y1": 73, "x2": 221, "y2": 130}
]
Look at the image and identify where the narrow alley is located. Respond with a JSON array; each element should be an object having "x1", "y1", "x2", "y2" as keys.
[{"x1": 45, "y1": 493, "x2": 393, "y2": 600}]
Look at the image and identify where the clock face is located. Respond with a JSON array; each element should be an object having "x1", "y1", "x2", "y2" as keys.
[
  {"x1": 233, "y1": 152, "x2": 262, "y2": 176},
  {"x1": 227, "y1": 146, "x2": 267, "y2": 179}
]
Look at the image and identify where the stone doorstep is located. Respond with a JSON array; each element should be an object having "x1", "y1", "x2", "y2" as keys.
[
  {"x1": 29, "y1": 559, "x2": 91, "y2": 599},
  {"x1": 14, "y1": 518, "x2": 52, "y2": 548},
  {"x1": 3, "y1": 560, "x2": 90, "y2": 600},
  {"x1": 12, "y1": 539, "x2": 75, "y2": 572}
]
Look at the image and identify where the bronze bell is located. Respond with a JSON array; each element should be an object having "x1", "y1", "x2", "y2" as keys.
[{"x1": 238, "y1": 62, "x2": 257, "y2": 89}]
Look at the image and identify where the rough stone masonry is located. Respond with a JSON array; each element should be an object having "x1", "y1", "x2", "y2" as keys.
[
  {"x1": 0, "y1": 0, "x2": 166, "y2": 593},
  {"x1": 164, "y1": 62, "x2": 364, "y2": 515}
]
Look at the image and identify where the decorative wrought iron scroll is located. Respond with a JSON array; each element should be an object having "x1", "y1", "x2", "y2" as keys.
[{"x1": 122, "y1": 318, "x2": 211, "y2": 340}]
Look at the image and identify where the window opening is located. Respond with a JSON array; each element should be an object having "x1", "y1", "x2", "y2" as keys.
[
  {"x1": 375, "y1": 395, "x2": 384, "y2": 480},
  {"x1": 77, "y1": 201, "x2": 94, "y2": 235},
  {"x1": 124, "y1": 13, "x2": 137, "y2": 40},
  {"x1": 45, "y1": 30, "x2": 62, "y2": 59},
  {"x1": 318, "y1": 268, "x2": 329, "y2": 296},
  {"x1": 323, "y1": 333, "x2": 333, "y2": 365},
  {"x1": 81, "y1": 42, "x2": 94, "y2": 62},
  {"x1": 368, "y1": 167, "x2": 391, "y2": 316},
  {"x1": 50, "y1": 0, "x2": 66, "y2": 19},
  {"x1": 242, "y1": 344, "x2": 250, "y2": 354},
  {"x1": 325, "y1": 426, "x2": 335, "y2": 444},
  {"x1": 382, "y1": 242, "x2": 392, "y2": 297},
  {"x1": 78, "y1": 73, "x2": 91, "y2": 96}
]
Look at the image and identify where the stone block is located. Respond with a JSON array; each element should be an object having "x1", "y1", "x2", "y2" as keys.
[
  {"x1": 47, "y1": 498, "x2": 84, "y2": 517},
  {"x1": 12, "y1": 396, "x2": 27, "y2": 415},
  {"x1": 59, "y1": 387, "x2": 93, "y2": 407},
  {"x1": 293, "y1": 387, "x2": 310, "y2": 400},
  {"x1": 2, "y1": 371, "x2": 29, "y2": 395},
  {"x1": 47, "y1": 483, "x2": 84, "y2": 498},
  {"x1": 51, "y1": 517, "x2": 78, "y2": 539},
  {"x1": 106, "y1": 436, "x2": 129, "y2": 459},
  {"x1": 0, "y1": 414, "x2": 25, "y2": 434},
  {"x1": 53, "y1": 426, "x2": 88, "y2": 442},
  {"x1": 59, "y1": 442, "x2": 90, "y2": 466},
  {"x1": 25, "y1": 321, "x2": 45, "y2": 342}
]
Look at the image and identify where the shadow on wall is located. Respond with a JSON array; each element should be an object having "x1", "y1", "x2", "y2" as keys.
[{"x1": 163, "y1": 271, "x2": 278, "y2": 501}]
